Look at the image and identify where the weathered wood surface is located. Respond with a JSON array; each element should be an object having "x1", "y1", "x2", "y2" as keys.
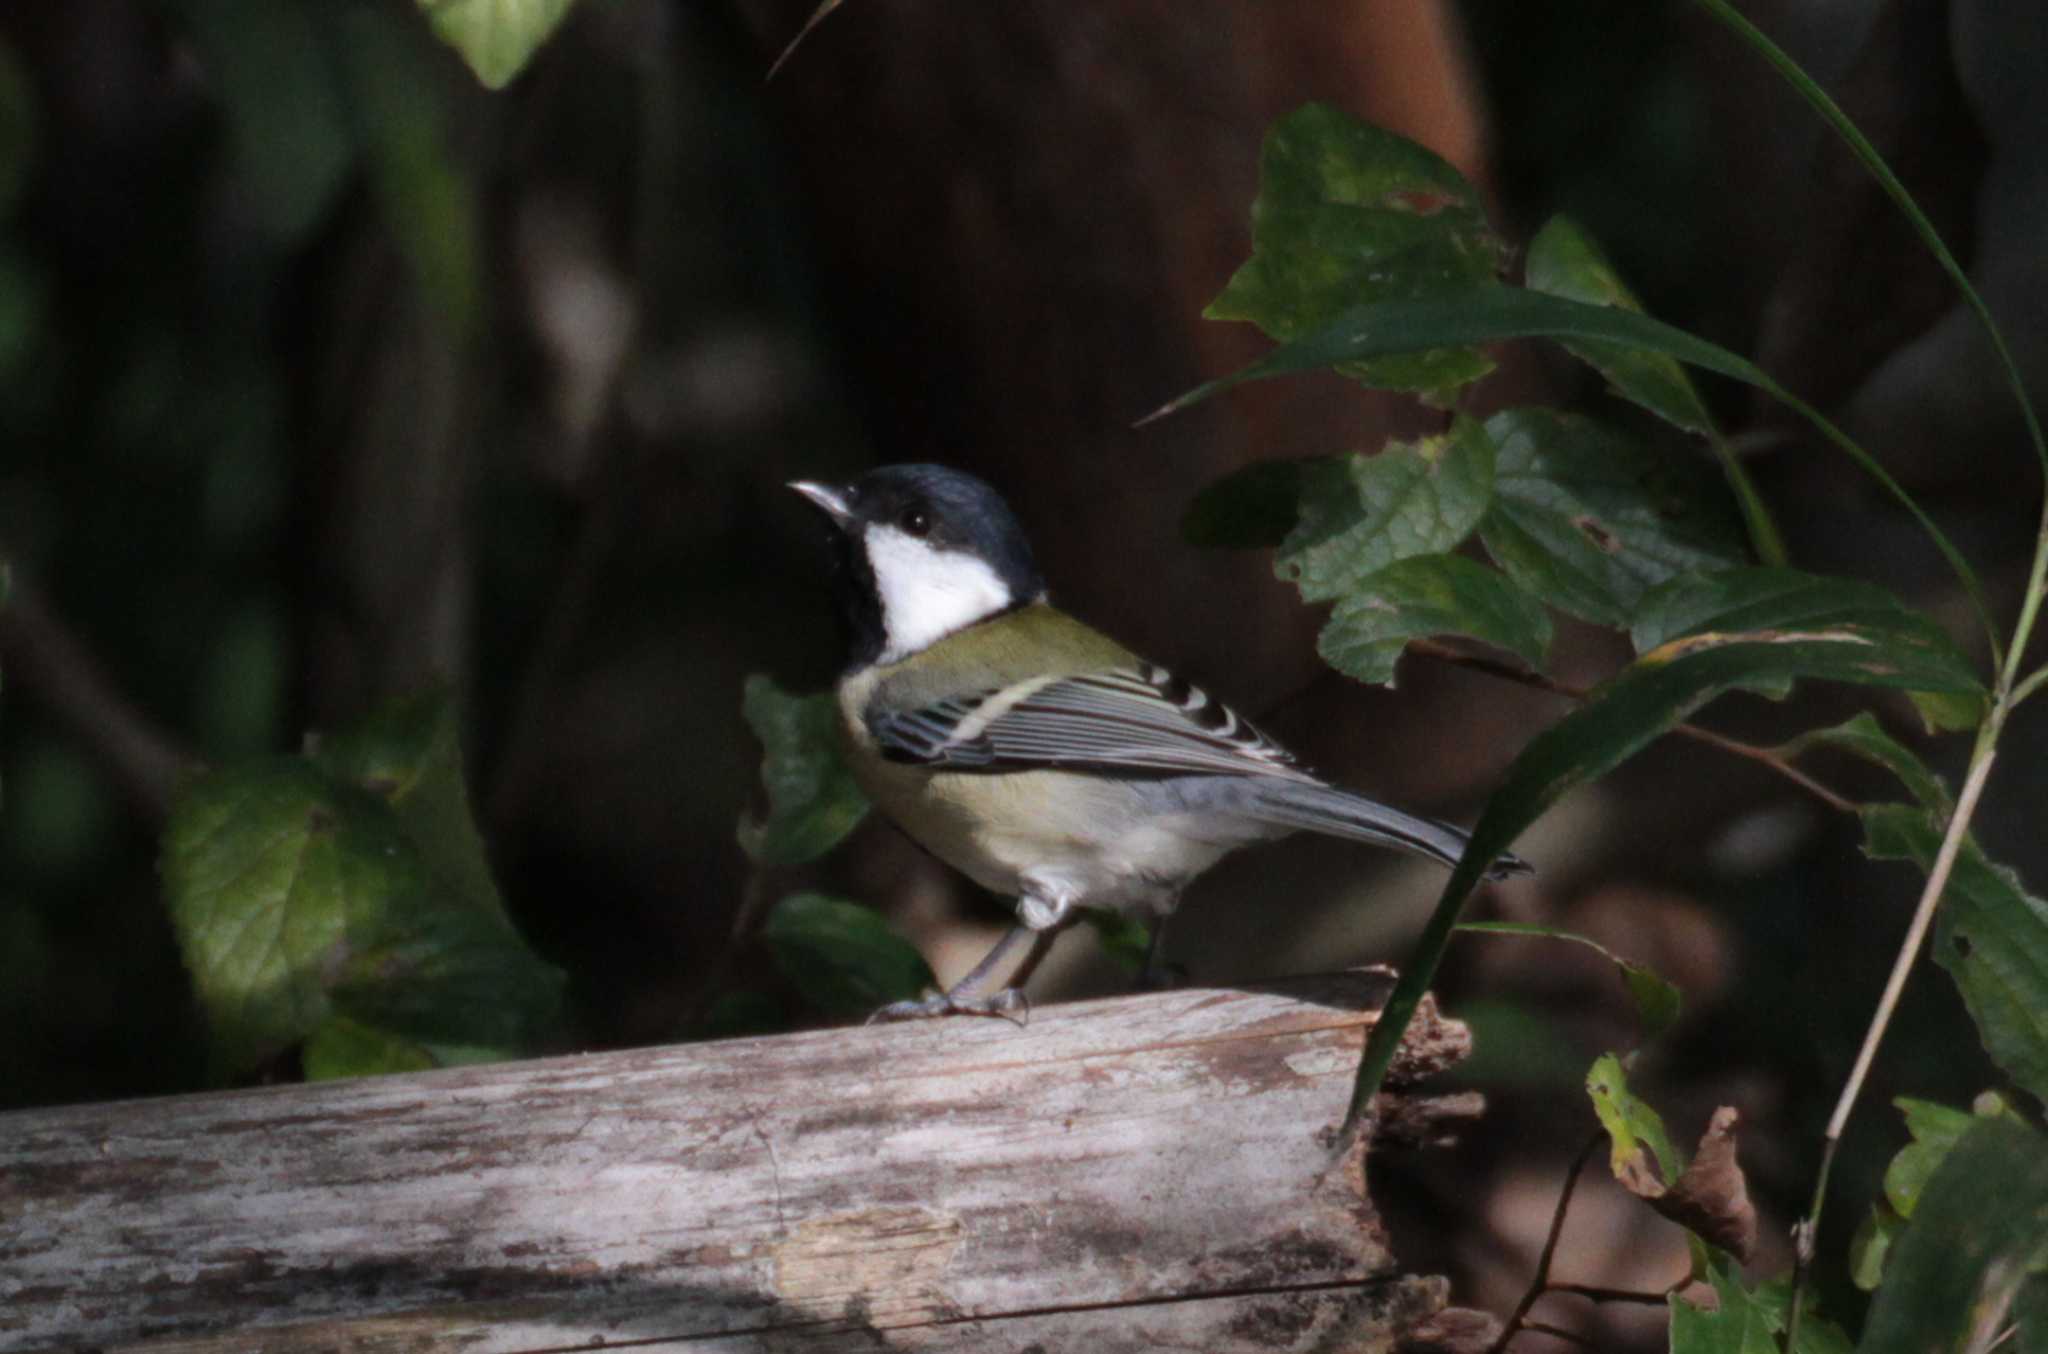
[{"x1": 0, "y1": 970, "x2": 1484, "y2": 1353}]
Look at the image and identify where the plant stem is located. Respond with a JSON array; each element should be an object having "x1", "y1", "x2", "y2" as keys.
[
  {"x1": 1786, "y1": 729, "x2": 2000, "y2": 1348},
  {"x1": 1406, "y1": 639, "x2": 1858, "y2": 815}
]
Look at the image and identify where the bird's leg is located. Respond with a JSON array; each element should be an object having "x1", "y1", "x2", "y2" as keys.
[{"x1": 868, "y1": 876, "x2": 1073, "y2": 1024}]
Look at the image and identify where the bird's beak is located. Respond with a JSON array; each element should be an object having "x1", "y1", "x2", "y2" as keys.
[{"x1": 788, "y1": 479, "x2": 854, "y2": 526}]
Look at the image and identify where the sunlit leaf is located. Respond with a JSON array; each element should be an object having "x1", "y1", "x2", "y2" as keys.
[
  {"x1": 1456, "y1": 921, "x2": 1681, "y2": 1040},
  {"x1": 417, "y1": 0, "x2": 576, "y2": 89},
  {"x1": 162, "y1": 758, "x2": 563, "y2": 1079},
  {"x1": 1317, "y1": 552, "x2": 1550, "y2": 686},
  {"x1": 1206, "y1": 103, "x2": 1507, "y2": 398},
  {"x1": 738, "y1": 675, "x2": 870, "y2": 867},
  {"x1": 1276, "y1": 417, "x2": 1495, "y2": 602},
  {"x1": 1859, "y1": 1119, "x2": 2048, "y2": 1354},
  {"x1": 762, "y1": 893, "x2": 933, "y2": 1017},
  {"x1": 1587, "y1": 1051, "x2": 1682, "y2": 1192},
  {"x1": 1479, "y1": 409, "x2": 1746, "y2": 627},
  {"x1": 1862, "y1": 807, "x2": 2048, "y2": 1106}
]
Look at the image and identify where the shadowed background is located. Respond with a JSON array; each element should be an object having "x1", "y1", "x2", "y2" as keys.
[{"x1": 1, "y1": 0, "x2": 2043, "y2": 1345}]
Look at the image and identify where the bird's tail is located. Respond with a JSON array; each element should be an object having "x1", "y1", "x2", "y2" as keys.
[{"x1": 1239, "y1": 780, "x2": 1532, "y2": 880}]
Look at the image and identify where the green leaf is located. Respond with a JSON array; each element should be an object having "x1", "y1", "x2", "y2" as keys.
[
  {"x1": 1317, "y1": 552, "x2": 1551, "y2": 686},
  {"x1": 1276, "y1": 417, "x2": 1495, "y2": 602},
  {"x1": 738, "y1": 675, "x2": 870, "y2": 867},
  {"x1": 1181, "y1": 458, "x2": 1314, "y2": 549},
  {"x1": 1775, "y1": 713, "x2": 1951, "y2": 814},
  {"x1": 1080, "y1": 907, "x2": 1152, "y2": 976},
  {"x1": 1478, "y1": 409, "x2": 1747, "y2": 628},
  {"x1": 1908, "y1": 687, "x2": 1990, "y2": 735},
  {"x1": 1206, "y1": 103, "x2": 1507, "y2": 398},
  {"x1": 1587, "y1": 1051, "x2": 1683, "y2": 1192},
  {"x1": 162, "y1": 758, "x2": 563, "y2": 1079},
  {"x1": 1632, "y1": 569, "x2": 1978, "y2": 684},
  {"x1": 417, "y1": 0, "x2": 576, "y2": 89},
  {"x1": 1850, "y1": 1203, "x2": 1903, "y2": 1292},
  {"x1": 1883, "y1": 1095, "x2": 2020, "y2": 1219},
  {"x1": 1457, "y1": 921, "x2": 1681, "y2": 1040},
  {"x1": 1344, "y1": 617, "x2": 1989, "y2": 1134},
  {"x1": 762, "y1": 893, "x2": 934, "y2": 1018},
  {"x1": 1670, "y1": 1249, "x2": 1853, "y2": 1354},
  {"x1": 310, "y1": 689, "x2": 505, "y2": 921},
  {"x1": 302, "y1": 1015, "x2": 438, "y2": 1080},
  {"x1": 1859, "y1": 1119, "x2": 2048, "y2": 1354},
  {"x1": 1862, "y1": 806, "x2": 2048, "y2": 1106},
  {"x1": 1140, "y1": 287, "x2": 1991, "y2": 652},
  {"x1": 1526, "y1": 216, "x2": 1716, "y2": 436}
]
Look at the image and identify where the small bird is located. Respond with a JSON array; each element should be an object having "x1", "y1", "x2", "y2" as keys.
[{"x1": 791, "y1": 463, "x2": 1529, "y2": 1020}]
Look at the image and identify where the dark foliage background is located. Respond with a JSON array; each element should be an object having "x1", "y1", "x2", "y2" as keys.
[{"x1": 2, "y1": 1, "x2": 2043, "y2": 1344}]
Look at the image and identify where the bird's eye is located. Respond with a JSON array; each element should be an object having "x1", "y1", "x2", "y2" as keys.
[{"x1": 899, "y1": 507, "x2": 931, "y2": 537}]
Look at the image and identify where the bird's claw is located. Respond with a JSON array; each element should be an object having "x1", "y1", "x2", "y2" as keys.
[{"x1": 866, "y1": 987, "x2": 1031, "y2": 1026}]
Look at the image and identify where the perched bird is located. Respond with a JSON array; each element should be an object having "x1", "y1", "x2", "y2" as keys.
[{"x1": 791, "y1": 463, "x2": 1529, "y2": 1019}]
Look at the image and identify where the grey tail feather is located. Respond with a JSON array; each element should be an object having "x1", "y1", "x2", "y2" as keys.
[{"x1": 1243, "y1": 781, "x2": 1533, "y2": 880}]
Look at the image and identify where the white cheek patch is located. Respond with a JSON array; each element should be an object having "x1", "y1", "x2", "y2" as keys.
[{"x1": 865, "y1": 525, "x2": 1015, "y2": 662}]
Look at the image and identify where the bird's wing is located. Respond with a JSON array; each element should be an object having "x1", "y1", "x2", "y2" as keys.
[{"x1": 867, "y1": 664, "x2": 1320, "y2": 782}]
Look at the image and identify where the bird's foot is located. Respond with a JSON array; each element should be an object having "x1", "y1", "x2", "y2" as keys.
[{"x1": 866, "y1": 986, "x2": 1031, "y2": 1026}]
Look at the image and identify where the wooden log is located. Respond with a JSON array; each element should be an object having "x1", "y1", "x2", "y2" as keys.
[{"x1": 0, "y1": 970, "x2": 1486, "y2": 1353}]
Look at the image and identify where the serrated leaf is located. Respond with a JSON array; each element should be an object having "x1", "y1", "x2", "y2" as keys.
[
  {"x1": 1776, "y1": 713, "x2": 1951, "y2": 814},
  {"x1": 1862, "y1": 806, "x2": 2048, "y2": 1106},
  {"x1": 310, "y1": 689, "x2": 504, "y2": 921},
  {"x1": 762, "y1": 893, "x2": 933, "y2": 1018},
  {"x1": 1478, "y1": 408, "x2": 1746, "y2": 628},
  {"x1": 1456, "y1": 920, "x2": 1682, "y2": 1040},
  {"x1": 1631, "y1": 569, "x2": 1981, "y2": 695},
  {"x1": 1526, "y1": 215, "x2": 1716, "y2": 436},
  {"x1": 1181, "y1": 459, "x2": 1315, "y2": 548},
  {"x1": 162, "y1": 759, "x2": 563, "y2": 1079},
  {"x1": 302, "y1": 1015, "x2": 437, "y2": 1080},
  {"x1": 1317, "y1": 552, "x2": 1550, "y2": 687},
  {"x1": 417, "y1": 0, "x2": 576, "y2": 89},
  {"x1": 738, "y1": 675, "x2": 870, "y2": 867},
  {"x1": 1206, "y1": 103, "x2": 1507, "y2": 398},
  {"x1": 1670, "y1": 1249, "x2": 1853, "y2": 1354},
  {"x1": 1276, "y1": 417, "x2": 1495, "y2": 603},
  {"x1": 1587, "y1": 1051, "x2": 1683, "y2": 1192},
  {"x1": 1859, "y1": 1119, "x2": 2048, "y2": 1354}
]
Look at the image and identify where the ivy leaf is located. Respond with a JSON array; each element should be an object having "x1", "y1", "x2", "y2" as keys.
[
  {"x1": 1275, "y1": 417, "x2": 1495, "y2": 603},
  {"x1": 1317, "y1": 553, "x2": 1551, "y2": 687},
  {"x1": 1206, "y1": 103, "x2": 1507, "y2": 399},
  {"x1": 762, "y1": 893, "x2": 934, "y2": 1018},
  {"x1": 417, "y1": 0, "x2": 576, "y2": 89},
  {"x1": 162, "y1": 757, "x2": 563, "y2": 1080},
  {"x1": 1478, "y1": 408, "x2": 1746, "y2": 628},
  {"x1": 1862, "y1": 806, "x2": 2048, "y2": 1107},
  {"x1": 1858, "y1": 1119, "x2": 2048, "y2": 1354},
  {"x1": 738, "y1": 675, "x2": 870, "y2": 867}
]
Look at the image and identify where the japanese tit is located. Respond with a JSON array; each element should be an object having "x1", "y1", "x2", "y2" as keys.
[{"x1": 790, "y1": 463, "x2": 1529, "y2": 1019}]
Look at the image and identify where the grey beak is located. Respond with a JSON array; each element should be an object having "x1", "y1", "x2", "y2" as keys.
[{"x1": 788, "y1": 479, "x2": 854, "y2": 525}]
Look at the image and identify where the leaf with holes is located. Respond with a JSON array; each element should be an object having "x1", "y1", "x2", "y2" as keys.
[
  {"x1": 1478, "y1": 409, "x2": 1745, "y2": 628},
  {"x1": 1862, "y1": 806, "x2": 2048, "y2": 1107},
  {"x1": 1206, "y1": 103, "x2": 1508, "y2": 398},
  {"x1": 1275, "y1": 418, "x2": 1495, "y2": 603},
  {"x1": 739, "y1": 675, "x2": 870, "y2": 867},
  {"x1": 1317, "y1": 552, "x2": 1550, "y2": 687}
]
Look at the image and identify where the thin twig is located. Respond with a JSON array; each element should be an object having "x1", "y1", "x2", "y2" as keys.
[
  {"x1": 1547, "y1": 1283, "x2": 1674, "y2": 1307},
  {"x1": 0, "y1": 572, "x2": 199, "y2": 820},
  {"x1": 1787, "y1": 732, "x2": 1999, "y2": 1346},
  {"x1": 1405, "y1": 638, "x2": 1858, "y2": 815},
  {"x1": 1490, "y1": 1132, "x2": 1604, "y2": 1354},
  {"x1": 765, "y1": 0, "x2": 845, "y2": 81}
]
